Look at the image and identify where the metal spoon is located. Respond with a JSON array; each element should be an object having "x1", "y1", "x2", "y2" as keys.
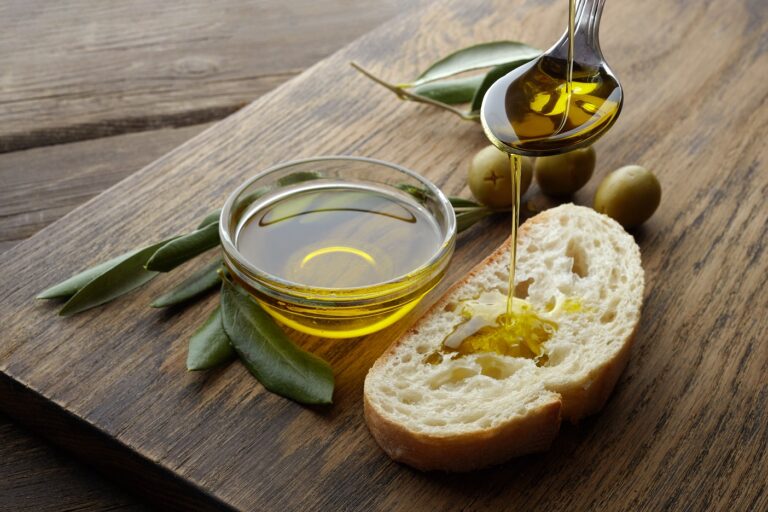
[{"x1": 481, "y1": 0, "x2": 622, "y2": 157}]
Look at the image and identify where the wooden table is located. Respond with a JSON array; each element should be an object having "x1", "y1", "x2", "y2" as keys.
[
  {"x1": 0, "y1": 1, "x2": 411, "y2": 509},
  {"x1": 1, "y1": 0, "x2": 766, "y2": 510}
]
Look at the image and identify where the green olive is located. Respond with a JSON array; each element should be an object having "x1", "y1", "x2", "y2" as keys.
[
  {"x1": 534, "y1": 146, "x2": 596, "y2": 197},
  {"x1": 468, "y1": 145, "x2": 533, "y2": 208},
  {"x1": 593, "y1": 165, "x2": 661, "y2": 229}
]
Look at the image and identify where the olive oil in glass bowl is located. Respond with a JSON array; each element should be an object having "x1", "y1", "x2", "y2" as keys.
[{"x1": 219, "y1": 157, "x2": 456, "y2": 338}]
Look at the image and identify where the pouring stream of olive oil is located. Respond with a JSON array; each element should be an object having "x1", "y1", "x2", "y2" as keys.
[{"x1": 438, "y1": 0, "x2": 622, "y2": 361}]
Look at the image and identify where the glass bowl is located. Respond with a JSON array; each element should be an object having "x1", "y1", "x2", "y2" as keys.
[{"x1": 219, "y1": 156, "x2": 456, "y2": 338}]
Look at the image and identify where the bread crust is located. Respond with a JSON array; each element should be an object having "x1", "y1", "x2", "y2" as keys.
[
  {"x1": 364, "y1": 391, "x2": 561, "y2": 471},
  {"x1": 364, "y1": 205, "x2": 642, "y2": 471}
]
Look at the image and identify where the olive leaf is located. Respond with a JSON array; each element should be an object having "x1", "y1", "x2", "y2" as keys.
[
  {"x1": 58, "y1": 238, "x2": 175, "y2": 316},
  {"x1": 456, "y1": 208, "x2": 493, "y2": 233},
  {"x1": 145, "y1": 222, "x2": 220, "y2": 272},
  {"x1": 153, "y1": 173, "x2": 320, "y2": 274},
  {"x1": 276, "y1": 171, "x2": 322, "y2": 187},
  {"x1": 219, "y1": 277, "x2": 334, "y2": 405},
  {"x1": 351, "y1": 62, "x2": 477, "y2": 121},
  {"x1": 392, "y1": 182, "x2": 491, "y2": 233},
  {"x1": 449, "y1": 197, "x2": 481, "y2": 209},
  {"x1": 411, "y1": 41, "x2": 540, "y2": 86},
  {"x1": 230, "y1": 187, "x2": 270, "y2": 223},
  {"x1": 37, "y1": 250, "x2": 141, "y2": 300},
  {"x1": 353, "y1": 41, "x2": 540, "y2": 121},
  {"x1": 397, "y1": 183, "x2": 480, "y2": 209},
  {"x1": 410, "y1": 75, "x2": 484, "y2": 104},
  {"x1": 187, "y1": 305, "x2": 236, "y2": 371},
  {"x1": 196, "y1": 209, "x2": 221, "y2": 230},
  {"x1": 469, "y1": 59, "x2": 535, "y2": 114},
  {"x1": 396, "y1": 183, "x2": 429, "y2": 202},
  {"x1": 151, "y1": 260, "x2": 222, "y2": 308}
]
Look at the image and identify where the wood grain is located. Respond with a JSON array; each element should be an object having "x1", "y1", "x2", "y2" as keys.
[
  {"x1": 0, "y1": 0, "x2": 410, "y2": 152},
  {"x1": 0, "y1": 124, "x2": 210, "y2": 252},
  {"x1": 0, "y1": 413, "x2": 150, "y2": 512},
  {"x1": 0, "y1": 0, "x2": 766, "y2": 510}
]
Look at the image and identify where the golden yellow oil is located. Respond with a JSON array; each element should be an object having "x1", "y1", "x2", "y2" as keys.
[
  {"x1": 482, "y1": 0, "x2": 620, "y2": 156},
  {"x1": 506, "y1": 155, "x2": 523, "y2": 318},
  {"x1": 233, "y1": 181, "x2": 446, "y2": 338},
  {"x1": 451, "y1": 292, "x2": 556, "y2": 358},
  {"x1": 430, "y1": 292, "x2": 584, "y2": 364},
  {"x1": 481, "y1": 56, "x2": 622, "y2": 154},
  {"x1": 440, "y1": 0, "x2": 606, "y2": 360}
]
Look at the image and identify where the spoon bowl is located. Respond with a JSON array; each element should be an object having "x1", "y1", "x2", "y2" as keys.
[{"x1": 481, "y1": 0, "x2": 622, "y2": 157}]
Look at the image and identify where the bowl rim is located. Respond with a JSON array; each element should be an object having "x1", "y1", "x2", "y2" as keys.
[{"x1": 218, "y1": 155, "x2": 457, "y2": 301}]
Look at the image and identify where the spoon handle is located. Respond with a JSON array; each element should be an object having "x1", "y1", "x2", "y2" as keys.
[{"x1": 548, "y1": 0, "x2": 607, "y2": 66}]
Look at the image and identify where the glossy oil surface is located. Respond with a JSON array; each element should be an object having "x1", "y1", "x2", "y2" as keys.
[
  {"x1": 432, "y1": 290, "x2": 582, "y2": 363},
  {"x1": 481, "y1": 55, "x2": 621, "y2": 156},
  {"x1": 236, "y1": 183, "x2": 442, "y2": 288},
  {"x1": 233, "y1": 181, "x2": 447, "y2": 338}
]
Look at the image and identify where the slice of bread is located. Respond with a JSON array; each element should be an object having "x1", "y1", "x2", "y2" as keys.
[{"x1": 364, "y1": 204, "x2": 644, "y2": 471}]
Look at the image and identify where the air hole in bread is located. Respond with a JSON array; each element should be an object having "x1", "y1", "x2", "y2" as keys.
[
  {"x1": 398, "y1": 390, "x2": 422, "y2": 405},
  {"x1": 600, "y1": 298, "x2": 620, "y2": 323},
  {"x1": 528, "y1": 244, "x2": 539, "y2": 252},
  {"x1": 543, "y1": 347, "x2": 566, "y2": 366},
  {"x1": 424, "y1": 418, "x2": 447, "y2": 427},
  {"x1": 416, "y1": 345, "x2": 429, "y2": 354},
  {"x1": 459, "y1": 411, "x2": 485, "y2": 424},
  {"x1": 400, "y1": 354, "x2": 412, "y2": 363},
  {"x1": 566, "y1": 239, "x2": 589, "y2": 278},
  {"x1": 514, "y1": 277, "x2": 535, "y2": 299},
  {"x1": 444, "y1": 302, "x2": 458, "y2": 313},
  {"x1": 544, "y1": 297, "x2": 556, "y2": 312},
  {"x1": 559, "y1": 216, "x2": 568, "y2": 226},
  {"x1": 428, "y1": 367, "x2": 478, "y2": 389},
  {"x1": 476, "y1": 355, "x2": 516, "y2": 380}
]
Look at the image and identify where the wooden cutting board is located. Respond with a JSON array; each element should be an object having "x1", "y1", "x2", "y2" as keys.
[{"x1": 1, "y1": 0, "x2": 766, "y2": 510}]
